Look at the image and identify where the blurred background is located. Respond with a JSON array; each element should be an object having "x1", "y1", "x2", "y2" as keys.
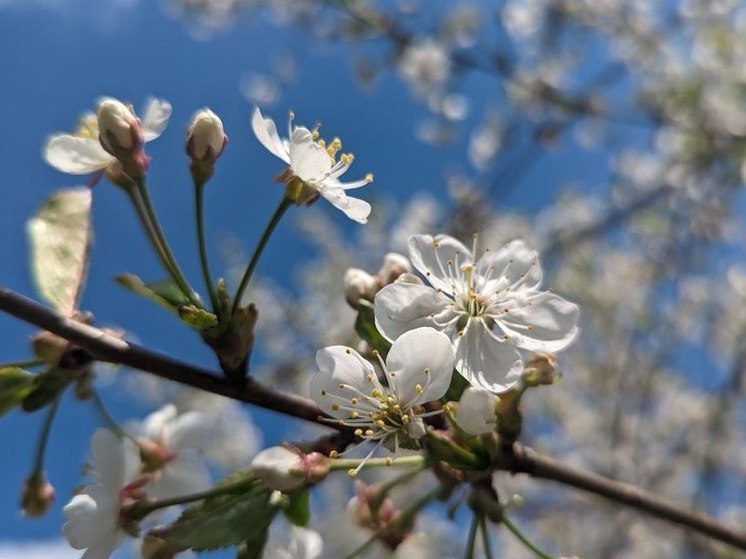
[{"x1": 2, "y1": 0, "x2": 746, "y2": 557}]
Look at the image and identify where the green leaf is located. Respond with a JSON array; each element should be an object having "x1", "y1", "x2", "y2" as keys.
[
  {"x1": 0, "y1": 368, "x2": 36, "y2": 416},
  {"x1": 27, "y1": 187, "x2": 93, "y2": 316},
  {"x1": 283, "y1": 488, "x2": 311, "y2": 527},
  {"x1": 354, "y1": 301, "x2": 391, "y2": 355},
  {"x1": 116, "y1": 275, "x2": 189, "y2": 313},
  {"x1": 22, "y1": 369, "x2": 69, "y2": 412},
  {"x1": 178, "y1": 305, "x2": 218, "y2": 329},
  {"x1": 235, "y1": 529, "x2": 269, "y2": 559},
  {"x1": 163, "y1": 481, "x2": 286, "y2": 552}
]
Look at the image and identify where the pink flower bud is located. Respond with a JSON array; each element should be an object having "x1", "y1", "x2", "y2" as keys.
[
  {"x1": 250, "y1": 446, "x2": 328, "y2": 492},
  {"x1": 97, "y1": 99, "x2": 140, "y2": 152},
  {"x1": 344, "y1": 268, "x2": 378, "y2": 309},
  {"x1": 376, "y1": 252, "x2": 411, "y2": 285}
]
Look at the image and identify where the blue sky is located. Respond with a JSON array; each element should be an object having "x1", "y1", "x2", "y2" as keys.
[{"x1": 0, "y1": 0, "x2": 622, "y2": 555}]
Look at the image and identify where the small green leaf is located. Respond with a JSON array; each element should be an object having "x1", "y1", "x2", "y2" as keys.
[
  {"x1": 178, "y1": 305, "x2": 218, "y2": 329},
  {"x1": 284, "y1": 488, "x2": 311, "y2": 527},
  {"x1": 354, "y1": 301, "x2": 391, "y2": 355},
  {"x1": 0, "y1": 368, "x2": 36, "y2": 416},
  {"x1": 27, "y1": 187, "x2": 93, "y2": 316},
  {"x1": 116, "y1": 275, "x2": 190, "y2": 313},
  {"x1": 22, "y1": 369, "x2": 69, "y2": 412},
  {"x1": 163, "y1": 480, "x2": 286, "y2": 552}
]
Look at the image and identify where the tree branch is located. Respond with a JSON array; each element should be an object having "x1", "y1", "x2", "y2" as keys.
[
  {"x1": 0, "y1": 287, "x2": 334, "y2": 430},
  {"x1": 1, "y1": 285, "x2": 745, "y2": 550}
]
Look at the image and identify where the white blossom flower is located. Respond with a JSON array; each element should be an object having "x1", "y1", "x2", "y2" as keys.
[
  {"x1": 310, "y1": 327, "x2": 454, "y2": 474},
  {"x1": 251, "y1": 107, "x2": 373, "y2": 223},
  {"x1": 63, "y1": 429, "x2": 145, "y2": 559},
  {"x1": 374, "y1": 234, "x2": 579, "y2": 392},
  {"x1": 455, "y1": 387, "x2": 499, "y2": 435},
  {"x1": 45, "y1": 97, "x2": 171, "y2": 175},
  {"x1": 132, "y1": 404, "x2": 211, "y2": 501},
  {"x1": 398, "y1": 39, "x2": 451, "y2": 95},
  {"x1": 263, "y1": 526, "x2": 323, "y2": 559}
]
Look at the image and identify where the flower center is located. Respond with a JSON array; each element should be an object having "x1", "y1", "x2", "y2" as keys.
[{"x1": 75, "y1": 115, "x2": 99, "y2": 139}]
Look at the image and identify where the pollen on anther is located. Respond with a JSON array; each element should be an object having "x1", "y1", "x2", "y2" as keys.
[
  {"x1": 423, "y1": 368, "x2": 430, "y2": 375},
  {"x1": 415, "y1": 384, "x2": 424, "y2": 394},
  {"x1": 457, "y1": 330, "x2": 465, "y2": 337},
  {"x1": 329, "y1": 450, "x2": 339, "y2": 459},
  {"x1": 351, "y1": 411, "x2": 360, "y2": 419},
  {"x1": 332, "y1": 404, "x2": 340, "y2": 411},
  {"x1": 351, "y1": 397, "x2": 359, "y2": 405},
  {"x1": 354, "y1": 428, "x2": 363, "y2": 436},
  {"x1": 348, "y1": 469, "x2": 358, "y2": 478},
  {"x1": 365, "y1": 429, "x2": 374, "y2": 436},
  {"x1": 385, "y1": 458, "x2": 393, "y2": 466},
  {"x1": 345, "y1": 348, "x2": 352, "y2": 354},
  {"x1": 365, "y1": 173, "x2": 374, "y2": 183}
]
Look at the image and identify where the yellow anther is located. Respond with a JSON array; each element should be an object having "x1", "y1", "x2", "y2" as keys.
[
  {"x1": 415, "y1": 384, "x2": 424, "y2": 394},
  {"x1": 401, "y1": 415, "x2": 410, "y2": 424},
  {"x1": 345, "y1": 348, "x2": 352, "y2": 354},
  {"x1": 329, "y1": 450, "x2": 339, "y2": 459},
  {"x1": 423, "y1": 368, "x2": 430, "y2": 375},
  {"x1": 365, "y1": 173, "x2": 374, "y2": 183},
  {"x1": 365, "y1": 429, "x2": 374, "y2": 436},
  {"x1": 374, "y1": 419, "x2": 386, "y2": 427},
  {"x1": 372, "y1": 349, "x2": 380, "y2": 356},
  {"x1": 372, "y1": 388, "x2": 383, "y2": 398},
  {"x1": 351, "y1": 411, "x2": 360, "y2": 419},
  {"x1": 385, "y1": 457, "x2": 393, "y2": 466},
  {"x1": 354, "y1": 428, "x2": 363, "y2": 436},
  {"x1": 348, "y1": 469, "x2": 358, "y2": 478},
  {"x1": 351, "y1": 398, "x2": 359, "y2": 405},
  {"x1": 321, "y1": 389, "x2": 327, "y2": 395},
  {"x1": 393, "y1": 404, "x2": 401, "y2": 412},
  {"x1": 332, "y1": 404, "x2": 340, "y2": 411},
  {"x1": 314, "y1": 133, "x2": 322, "y2": 144}
]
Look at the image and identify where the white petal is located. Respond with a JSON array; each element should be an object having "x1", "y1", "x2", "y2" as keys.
[
  {"x1": 91, "y1": 429, "x2": 141, "y2": 489},
  {"x1": 476, "y1": 239, "x2": 542, "y2": 293},
  {"x1": 63, "y1": 494, "x2": 103, "y2": 548},
  {"x1": 497, "y1": 291, "x2": 579, "y2": 352},
  {"x1": 251, "y1": 107, "x2": 290, "y2": 163},
  {"x1": 140, "y1": 98, "x2": 172, "y2": 141},
  {"x1": 45, "y1": 135, "x2": 112, "y2": 174},
  {"x1": 385, "y1": 327, "x2": 454, "y2": 405},
  {"x1": 320, "y1": 188, "x2": 371, "y2": 224},
  {"x1": 148, "y1": 457, "x2": 211, "y2": 501},
  {"x1": 289, "y1": 130, "x2": 331, "y2": 182},
  {"x1": 311, "y1": 345, "x2": 376, "y2": 417},
  {"x1": 408, "y1": 234, "x2": 473, "y2": 294},
  {"x1": 454, "y1": 320, "x2": 523, "y2": 393},
  {"x1": 141, "y1": 404, "x2": 177, "y2": 440},
  {"x1": 81, "y1": 532, "x2": 122, "y2": 559},
  {"x1": 456, "y1": 387, "x2": 497, "y2": 435},
  {"x1": 374, "y1": 282, "x2": 453, "y2": 341},
  {"x1": 292, "y1": 527, "x2": 324, "y2": 559},
  {"x1": 164, "y1": 411, "x2": 211, "y2": 452}
]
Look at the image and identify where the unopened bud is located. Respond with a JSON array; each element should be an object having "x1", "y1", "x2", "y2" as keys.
[
  {"x1": 344, "y1": 268, "x2": 377, "y2": 309},
  {"x1": 376, "y1": 253, "x2": 411, "y2": 285},
  {"x1": 523, "y1": 353, "x2": 558, "y2": 386},
  {"x1": 250, "y1": 446, "x2": 328, "y2": 492},
  {"x1": 455, "y1": 387, "x2": 498, "y2": 435},
  {"x1": 31, "y1": 330, "x2": 69, "y2": 366},
  {"x1": 96, "y1": 97, "x2": 148, "y2": 178},
  {"x1": 186, "y1": 108, "x2": 227, "y2": 162},
  {"x1": 97, "y1": 99, "x2": 140, "y2": 152},
  {"x1": 21, "y1": 472, "x2": 55, "y2": 518}
]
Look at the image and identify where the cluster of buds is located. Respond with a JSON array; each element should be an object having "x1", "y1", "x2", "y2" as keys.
[
  {"x1": 250, "y1": 445, "x2": 329, "y2": 492},
  {"x1": 344, "y1": 252, "x2": 411, "y2": 309}
]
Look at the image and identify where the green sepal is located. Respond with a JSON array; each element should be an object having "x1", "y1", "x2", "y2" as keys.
[
  {"x1": 0, "y1": 367, "x2": 37, "y2": 416},
  {"x1": 178, "y1": 305, "x2": 219, "y2": 329},
  {"x1": 444, "y1": 370, "x2": 470, "y2": 402},
  {"x1": 22, "y1": 368, "x2": 69, "y2": 412},
  {"x1": 354, "y1": 301, "x2": 391, "y2": 355},
  {"x1": 283, "y1": 488, "x2": 311, "y2": 527},
  {"x1": 116, "y1": 275, "x2": 190, "y2": 313}
]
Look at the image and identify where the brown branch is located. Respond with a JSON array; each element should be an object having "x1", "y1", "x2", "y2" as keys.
[
  {"x1": 0, "y1": 287, "x2": 335, "y2": 430},
  {"x1": 498, "y1": 443, "x2": 746, "y2": 551},
  {"x1": 2, "y1": 285, "x2": 745, "y2": 550}
]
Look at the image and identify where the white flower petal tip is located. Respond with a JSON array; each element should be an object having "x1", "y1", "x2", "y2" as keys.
[
  {"x1": 310, "y1": 327, "x2": 454, "y2": 473},
  {"x1": 187, "y1": 108, "x2": 227, "y2": 162},
  {"x1": 374, "y1": 233, "x2": 579, "y2": 392},
  {"x1": 251, "y1": 107, "x2": 373, "y2": 222}
]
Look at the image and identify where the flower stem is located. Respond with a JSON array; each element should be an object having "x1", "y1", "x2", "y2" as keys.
[
  {"x1": 194, "y1": 180, "x2": 220, "y2": 316},
  {"x1": 501, "y1": 513, "x2": 554, "y2": 559},
  {"x1": 91, "y1": 391, "x2": 127, "y2": 438},
  {"x1": 231, "y1": 197, "x2": 292, "y2": 317},
  {"x1": 463, "y1": 514, "x2": 479, "y2": 559},
  {"x1": 328, "y1": 455, "x2": 425, "y2": 472},
  {"x1": 32, "y1": 396, "x2": 61, "y2": 474},
  {"x1": 0, "y1": 358, "x2": 44, "y2": 369},
  {"x1": 424, "y1": 432, "x2": 484, "y2": 469},
  {"x1": 127, "y1": 179, "x2": 202, "y2": 308},
  {"x1": 479, "y1": 515, "x2": 495, "y2": 559},
  {"x1": 136, "y1": 477, "x2": 260, "y2": 518}
]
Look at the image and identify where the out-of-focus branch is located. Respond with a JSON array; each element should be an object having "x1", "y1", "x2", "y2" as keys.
[
  {"x1": 498, "y1": 443, "x2": 746, "y2": 551},
  {"x1": 2, "y1": 285, "x2": 745, "y2": 550},
  {"x1": 0, "y1": 287, "x2": 333, "y2": 430}
]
